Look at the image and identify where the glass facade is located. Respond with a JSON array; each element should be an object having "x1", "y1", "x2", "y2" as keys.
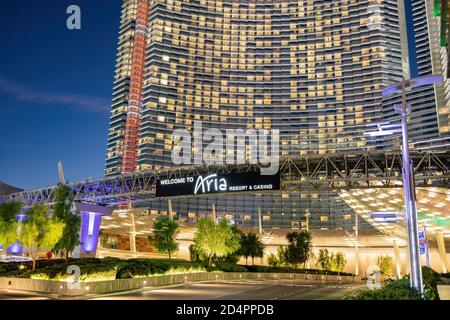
[
  {"x1": 107, "y1": 0, "x2": 411, "y2": 175},
  {"x1": 381, "y1": 0, "x2": 450, "y2": 150},
  {"x1": 143, "y1": 190, "x2": 373, "y2": 231}
]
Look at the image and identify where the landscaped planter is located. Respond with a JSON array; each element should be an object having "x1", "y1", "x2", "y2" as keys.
[{"x1": 0, "y1": 272, "x2": 360, "y2": 298}]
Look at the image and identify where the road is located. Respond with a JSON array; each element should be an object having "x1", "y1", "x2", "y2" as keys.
[
  {"x1": 93, "y1": 280, "x2": 364, "y2": 300},
  {"x1": 0, "y1": 293, "x2": 50, "y2": 300},
  {"x1": 0, "y1": 280, "x2": 364, "y2": 300}
]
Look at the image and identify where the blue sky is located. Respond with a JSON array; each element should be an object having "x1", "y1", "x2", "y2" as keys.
[{"x1": 0, "y1": 1, "x2": 121, "y2": 189}]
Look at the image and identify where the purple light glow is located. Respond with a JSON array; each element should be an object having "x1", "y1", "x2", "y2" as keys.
[
  {"x1": 411, "y1": 75, "x2": 443, "y2": 88},
  {"x1": 8, "y1": 241, "x2": 23, "y2": 255},
  {"x1": 382, "y1": 75, "x2": 443, "y2": 97},
  {"x1": 369, "y1": 211, "x2": 405, "y2": 216},
  {"x1": 16, "y1": 214, "x2": 27, "y2": 222},
  {"x1": 364, "y1": 130, "x2": 400, "y2": 137},
  {"x1": 382, "y1": 85, "x2": 400, "y2": 97},
  {"x1": 80, "y1": 211, "x2": 102, "y2": 254}
]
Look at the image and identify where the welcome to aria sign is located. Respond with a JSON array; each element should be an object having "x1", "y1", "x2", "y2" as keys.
[{"x1": 156, "y1": 172, "x2": 280, "y2": 197}]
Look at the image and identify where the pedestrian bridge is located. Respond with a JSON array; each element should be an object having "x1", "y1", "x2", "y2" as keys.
[{"x1": 1, "y1": 151, "x2": 449, "y2": 208}]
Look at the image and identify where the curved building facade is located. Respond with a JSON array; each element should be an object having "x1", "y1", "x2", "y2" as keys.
[
  {"x1": 138, "y1": 0, "x2": 404, "y2": 171},
  {"x1": 107, "y1": 0, "x2": 409, "y2": 175}
]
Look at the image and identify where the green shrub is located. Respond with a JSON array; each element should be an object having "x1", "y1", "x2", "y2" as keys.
[
  {"x1": 267, "y1": 254, "x2": 280, "y2": 268},
  {"x1": 214, "y1": 261, "x2": 247, "y2": 273},
  {"x1": 245, "y1": 265, "x2": 352, "y2": 276},
  {"x1": 346, "y1": 278, "x2": 423, "y2": 300},
  {"x1": 2, "y1": 257, "x2": 353, "y2": 280},
  {"x1": 30, "y1": 273, "x2": 50, "y2": 280},
  {"x1": 115, "y1": 259, "x2": 204, "y2": 279},
  {"x1": 165, "y1": 266, "x2": 207, "y2": 275},
  {"x1": 421, "y1": 266, "x2": 440, "y2": 300},
  {"x1": 346, "y1": 267, "x2": 441, "y2": 300},
  {"x1": 376, "y1": 255, "x2": 396, "y2": 278},
  {"x1": 79, "y1": 268, "x2": 117, "y2": 282},
  {"x1": 316, "y1": 249, "x2": 347, "y2": 272}
]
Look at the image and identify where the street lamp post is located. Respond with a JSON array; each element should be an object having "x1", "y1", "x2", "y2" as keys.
[
  {"x1": 396, "y1": 92, "x2": 423, "y2": 294},
  {"x1": 376, "y1": 75, "x2": 443, "y2": 294},
  {"x1": 355, "y1": 212, "x2": 359, "y2": 276}
]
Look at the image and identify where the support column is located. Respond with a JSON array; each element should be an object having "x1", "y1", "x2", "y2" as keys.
[
  {"x1": 258, "y1": 207, "x2": 262, "y2": 234},
  {"x1": 80, "y1": 211, "x2": 102, "y2": 255},
  {"x1": 355, "y1": 213, "x2": 359, "y2": 276},
  {"x1": 355, "y1": 247, "x2": 360, "y2": 276},
  {"x1": 393, "y1": 240, "x2": 402, "y2": 279},
  {"x1": 168, "y1": 198, "x2": 173, "y2": 220},
  {"x1": 76, "y1": 202, "x2": 113, "y2": 257},
  {"x1": 436, "y1": 231, "x2": 448, "y2": 273},
  {"x1": 129, "y1": 213, "x2": 136, "y2": 256},
  {"x1": 305, "y1": 209, "x2": 310, "y2": 269},
  {"x1": 212, "y1": 203, "x2": 217, "y2": 224}
]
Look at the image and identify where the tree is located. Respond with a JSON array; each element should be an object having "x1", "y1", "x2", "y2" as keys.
[
  {"x1": 0, "y1": 201, "x2": 22, "y2": 259},
  {"x1": 239, "y1": 233, "x2": 265, "y2": 265},
  {"x1": 316, "y1": 249, "x2": 347, "y2": 272},
  {"x1": 267, "y1": 253, "x2": 280, "y2": 268},
  {"x1": 19, "y1": 204, "x2": 64, "y2": 271},
  {"x1": 284, "y1": 231, "x2": 313, "y2": 268},
  {"x1": 277, "y1": 246, "x2": 287, "y2": 266},
  {"x1": 333, "y1": 252, "x2": 347, "y2": 273},
  {"x1": 224, "y1": 225, "x2": 242, "y2": 264},
  {"x1": 148, "y1": 216, "x2": 179, "y2": 259},
  {"x1": 377, "y1": 255, "x2": 396, "y2": 278},
  {"x1": 53, "y1": 183, "x2": 81, "y2": 259},
  {"x1": 317, "y1": 248, "x2": 333, "y2": 271},
  {"x1": 194, "y1": 218, "x2": 240, "y2": 267},
  {"x1": 189, "y1": 244, "x2": 202, "y2": 262}
]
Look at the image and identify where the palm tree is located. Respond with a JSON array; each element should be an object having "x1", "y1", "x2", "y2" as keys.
[{"x1": 240, "y1": 233, "x2": 265, "y2": 266}]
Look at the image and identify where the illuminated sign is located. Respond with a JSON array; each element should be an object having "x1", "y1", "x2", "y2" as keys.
[
  {"x1": 418, "y1": 230, "x2": 426, "y2": 255},
  {"x1": 156, "y1": 172, "x2": 280, "y2": 197}
]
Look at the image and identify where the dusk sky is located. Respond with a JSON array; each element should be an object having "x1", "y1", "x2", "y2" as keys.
[{"x1": 0, "y1": 1, "x2": 121, "y2": 190}]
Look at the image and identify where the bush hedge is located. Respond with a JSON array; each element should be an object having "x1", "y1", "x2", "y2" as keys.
[
  {"x1": 421, "y1": 266, "x2": 440, "y2": 300},
  {"x1": 346, "y1": 278, "x2": 423, "y2": 300},
  {"x1": 1, "y1": 258, "x2": 354, "y2": 281},
  {"x1": 115, "y1": 258, "x2": 206, "y2": 279},
  {"x1": 214, "y1": 261, "x2": 247, "y2": 273},
  {"x1": 346, "y1": 267, "x2": 441, "y2": 300},
  {"x1": 245, "y1": 265, "x2": 353, "y2": 276}
]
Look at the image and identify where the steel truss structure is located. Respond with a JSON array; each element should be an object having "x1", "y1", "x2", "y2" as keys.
[{"x1": 1, "y1": 151, "x2": 449, "y2": 208}]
